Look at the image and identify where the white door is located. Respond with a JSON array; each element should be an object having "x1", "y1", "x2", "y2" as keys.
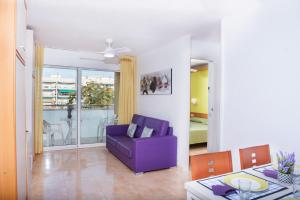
[
  {"x1": 16, "y1": 59, "x2": 27, "y2": 200},
  {"x1": 207, "y1": 62, "x2": 219, "y2": 152},
  {"x1": 25, "y1": 29, "x2": 34, "y2": 191}
]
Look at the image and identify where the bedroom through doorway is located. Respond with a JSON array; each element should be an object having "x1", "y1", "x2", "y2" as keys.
[{"x1": 189, "y1": 59, "x2": 209, "y2": 156}]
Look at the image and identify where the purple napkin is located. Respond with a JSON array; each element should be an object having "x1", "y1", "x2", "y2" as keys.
[
  {"x1": 263, "y1": 169, "x2": 278, "y2": 179},
  {"x1": 212, "y1": 185, "x2": 236, "y2": 196}
]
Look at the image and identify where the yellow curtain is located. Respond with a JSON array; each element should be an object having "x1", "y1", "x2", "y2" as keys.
[
  {"x1": 34, "y1": 45, "x2": 44, "y2": 154},
  {"x1": 118, "y1": 56, "x2": 137, "y2": 124}
]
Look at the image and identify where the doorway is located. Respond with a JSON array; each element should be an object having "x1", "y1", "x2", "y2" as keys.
[
  {"x1": 189, "y1": 59, "x2": 212, "y2": 156},
  {"x1": 42, "y1": 66, "x2": 117, "y2": 150}
]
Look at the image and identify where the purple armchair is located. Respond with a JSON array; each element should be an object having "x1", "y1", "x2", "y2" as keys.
[{"x1": 106, "y1": 114, "x2": 177, "y2": 173}]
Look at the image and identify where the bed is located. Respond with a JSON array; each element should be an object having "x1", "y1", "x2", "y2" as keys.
[{"x1": 189, "y1": 117, "x2": 208, "y2": 145}]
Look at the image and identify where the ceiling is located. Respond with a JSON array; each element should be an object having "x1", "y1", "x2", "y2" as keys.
[{"x1": 27, "y1": 0, "x2": 255, "y2": 55}]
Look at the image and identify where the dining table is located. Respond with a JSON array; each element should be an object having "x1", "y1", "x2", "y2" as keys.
[{"x1": 185, "y1": 164, "x2": 300, "y2": 200}]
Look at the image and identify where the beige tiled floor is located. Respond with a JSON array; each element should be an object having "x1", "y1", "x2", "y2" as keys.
[{"x1": 30, "y1": 147, "x2": 190, "y2": 200}]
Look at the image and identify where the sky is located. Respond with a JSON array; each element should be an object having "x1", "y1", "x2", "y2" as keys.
[{"x1": 43, "y1": 67, "x2": 114, "y2": 80}]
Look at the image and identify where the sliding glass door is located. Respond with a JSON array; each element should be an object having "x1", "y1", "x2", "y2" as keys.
[
  {"x1": 80, "y1": 70, "x2": 115, "y2": 145},
  {"x1": 42, "y1": 67, "x2": 78, "y2": 148},
  {"x1": 42, "y1": 67, "x2": 116, "y2": 150}
]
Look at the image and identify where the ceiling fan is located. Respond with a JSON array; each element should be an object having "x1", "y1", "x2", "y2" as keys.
[
  {"x1": 96, "y1": 38, "x2": 131, "y2": 58},
  {"x1": 80, "y1": 38, "x2": 130, "y2": 63}
]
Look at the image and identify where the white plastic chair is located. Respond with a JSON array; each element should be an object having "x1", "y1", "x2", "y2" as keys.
[
  {"x1": 43, "y1": 120, "x2": 65, "y2": 146},
  {"x1": 97, "y1": 114, "x2": 117, "y2": 143}
]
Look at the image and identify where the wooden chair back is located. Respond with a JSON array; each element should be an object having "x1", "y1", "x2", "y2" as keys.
[
  {"x1": 190, "y1": 151, "x2": 233, "y2": 180},
  {"x1": 239, "y1": 144, "x2": 271, "y2": 169}
]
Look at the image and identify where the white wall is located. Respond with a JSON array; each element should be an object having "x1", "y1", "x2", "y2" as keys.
[
  {"x1": 137, "y1": 35, "x2": 191, "y2": 170},
  {"x1": 221, "y1": 0, "x2": 300, "y2": 170},
  {"x1": 44, "y1": 48, "x2": 120, "y2": 71}
]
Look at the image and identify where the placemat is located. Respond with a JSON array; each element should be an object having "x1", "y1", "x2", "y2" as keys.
[
  {"x1": 275, "y1": 192, "x2": 300, "y2": 199},
  {"x1": 253, "y1": 165, "x2": 275, "y2": 174},
  {"x1": 254, "y1": 165, "x2": 300, "y2": 180},
  {"x1": 197, "y1": 171, "x2": 288, "y2": 200}
]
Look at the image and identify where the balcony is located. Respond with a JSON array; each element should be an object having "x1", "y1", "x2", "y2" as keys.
[{"x1": 43, "y1": 105, "x2": 116, "y2": 147}]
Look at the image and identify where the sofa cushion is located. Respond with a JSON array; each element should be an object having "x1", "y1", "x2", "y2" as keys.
[
  {"x1": 106, "y1": 135, "x2": 119, "y2": 146},
  {"x1": 143, "y1": 117, "x2": 169, "y2": 137},
  {"x1": 132, "y1": 114, "x2": 146, "y2": 138},
  {"x1": 113, "y1": 135, "x2": 131, "y2": 143},
  {"x1": 140, "y1": 126, "x2": 154, "y2": 138},
  {"x1": 115, "y1": 137, "x2": 134, "y2": 158},
  {"x1": 127, "y1": 123, "x2": 137, "y2": 138},
  {"x1": 166, "y1": 127, "x2": 173, "y2": 136},
  {"x1": 107, "y1": 135, "x2": 128, "y2": 145}
]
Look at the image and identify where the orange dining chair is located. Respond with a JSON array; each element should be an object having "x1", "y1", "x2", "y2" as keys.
[
  {"x1": 239, "y1": 144, "x2": 271, "y2": 170},
  {"x1": 190, "y1": 151, "x2": 233, "y2": 180}
]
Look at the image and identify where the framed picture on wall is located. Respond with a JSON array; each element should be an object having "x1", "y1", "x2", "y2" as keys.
[{"x1": 140, "y1": 68, "x2": 172, "y2": 95}]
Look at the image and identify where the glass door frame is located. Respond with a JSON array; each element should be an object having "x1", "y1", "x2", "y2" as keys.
[
  {"x1": 43, "y1": 65, "x2": 116, "y2": 151},
  {"x1": 77, "y1": 67, "x2": 116, "y2": 149},
  {"x1": 43, "y1": 65, "x2": 78, "y2": 151}
]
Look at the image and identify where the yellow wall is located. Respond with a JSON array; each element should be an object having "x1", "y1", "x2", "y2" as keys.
[{"x1": 190, "y1": 69, "x2": 208, "y2": 114}]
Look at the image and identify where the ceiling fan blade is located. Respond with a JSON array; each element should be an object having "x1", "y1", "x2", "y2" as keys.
[
  {"x1": 80, "y1": 57, "x2": 104, "y2": 62},
  {"x1": 104, "y1": 57, "x2": 119, "y2": 64},
  {"x1": 113, "y1": 47, "x2": 131, "y2": 54}
]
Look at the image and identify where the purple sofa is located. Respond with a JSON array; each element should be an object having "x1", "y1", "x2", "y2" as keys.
[{"x1": 106, "y1": 114, "x2": 177, "y2": 173}]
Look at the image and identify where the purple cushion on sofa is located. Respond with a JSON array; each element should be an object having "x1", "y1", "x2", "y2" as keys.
[
  {"x1": 132, "y1": 114, "x2": 146, "y2": 138},
  {"x1": 113, "y1": 136, "x2": 130, "y2": 143},
  {"x1": 167, "y1": 127, "x2": 173, "y2": 136},
  {"x1": 106, "y1": 135, "x2": 118, "y2": 146},
  {"x1": 116, "y1": 138, "x2": 134, "y2": 158},
  {"x1": 143, "y1": 117, "x2": 169, "y2": 137}
]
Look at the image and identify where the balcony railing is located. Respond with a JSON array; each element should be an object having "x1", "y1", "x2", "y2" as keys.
[{"x1": 43, "y1": 104, "x2": 116, "y2": 147}]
